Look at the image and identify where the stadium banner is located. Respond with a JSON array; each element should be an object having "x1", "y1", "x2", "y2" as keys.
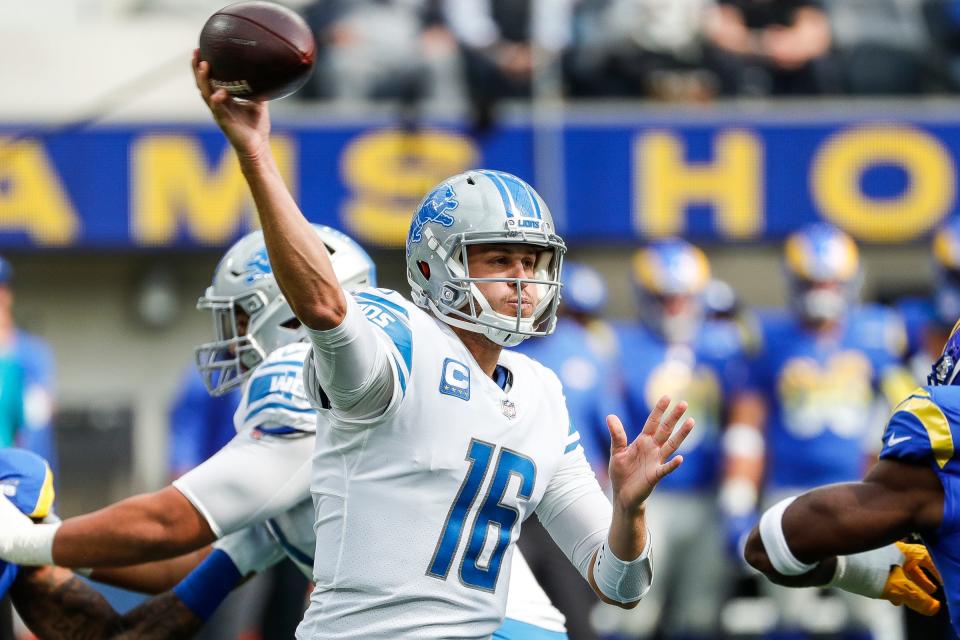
[{"x1": 1, "y1": 115, "x2": 958, "y2": 249}]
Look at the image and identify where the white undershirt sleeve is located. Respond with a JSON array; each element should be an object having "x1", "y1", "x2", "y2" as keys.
[
  {"x1": 536, "y1": 444, "x2": 613, "y2": 580},
  {"x1": 303, "y1": 295, "x2": 400, "y2": 424},
  {"x1": 172, "y1": 432, "x2": 314, "y2": 538}
]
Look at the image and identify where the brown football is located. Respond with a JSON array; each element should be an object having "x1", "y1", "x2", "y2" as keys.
[{"x1": 199, "y1": 1, "x2": 315, "y2": 101}]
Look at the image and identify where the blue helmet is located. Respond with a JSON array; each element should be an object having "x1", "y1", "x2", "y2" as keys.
[
  {"x1": 631, "y1": 238, "x2": 710, "y2": 342},
  {"x1": 932, "y1": 217, "x2": 960, "y2": 327},
  {"x1": 561, "y1": 262, "x2": 607, "y2": 316},
  {"x1": 783, "y1": 223, "x2": 861, "y2": 323},
  {"x1": 929, "y1": 319, "x2": 960, "y2": 385}
]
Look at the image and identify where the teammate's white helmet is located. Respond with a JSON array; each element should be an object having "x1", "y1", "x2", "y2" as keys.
[
  {"x1": 195, "y1": 225, "x2": 376, "y2": 396},
  {"x1": 405, "y1": 170, "x2": 566, "y2": 347}
]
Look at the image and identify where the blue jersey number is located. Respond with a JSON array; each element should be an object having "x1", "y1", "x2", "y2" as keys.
[{"x1": 427, "y1": 439, "x2": 536, "y2": 592}]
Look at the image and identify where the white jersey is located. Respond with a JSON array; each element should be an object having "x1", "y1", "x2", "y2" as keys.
[
  {"x1": 299, "y1": 289, "x2": 611, "y2": 639},
  {"x1": 174, "y1": 340, "x2": 567, "y2": 635}
]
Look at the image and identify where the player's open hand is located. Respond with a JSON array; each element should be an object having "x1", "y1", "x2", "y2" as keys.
[
  {"x1": 192, "y1": 49, "x2": 271, "y2": 161},
  {"x1": 607, "y1": 396, "x2": 694, "y2": 514}
]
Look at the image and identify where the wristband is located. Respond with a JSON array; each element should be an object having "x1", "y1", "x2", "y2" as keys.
[
  {"x1": 828, "y1": 544, "x2": 903, "y2": 598},
  {"x1": 172, "y1": 549, "x2": 243, "y2": 622},
  {"x1": 758, "y1": 497, "x2": 817, "y2": 576},
  {"x1": 592, "y1": 530, "x2": 653, "y2": 604}
]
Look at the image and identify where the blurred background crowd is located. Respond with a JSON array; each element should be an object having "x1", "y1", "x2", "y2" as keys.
[{"x1": 4, "y1": 0, "x2": 960, "y2": 639}]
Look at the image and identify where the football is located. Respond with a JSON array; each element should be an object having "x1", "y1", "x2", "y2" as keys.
[{"x1": 199, "y1": 1, "x2": 315, "y2": 101}]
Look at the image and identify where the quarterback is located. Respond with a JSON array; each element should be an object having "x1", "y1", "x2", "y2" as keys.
[
  {"x1": 186, "y1": 51, "x2": 693, "y2": 639},
  {"x1": 0, "y1": 228, "x2": 569, "y2": 638}
]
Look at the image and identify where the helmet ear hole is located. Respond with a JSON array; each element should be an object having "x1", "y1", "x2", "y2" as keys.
[
  {"x1": 418, "y1": 261, "x2": 431, "y2": 279},
  {"x1": 280, "y1": 317, "x2": 302, "y2": 329}
]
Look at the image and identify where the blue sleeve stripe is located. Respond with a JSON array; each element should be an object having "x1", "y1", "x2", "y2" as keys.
[
  {"x1": 393, "y1": 355, "x2": 407, "y2": 395},
  {"x1": 494, "y1": 617, "x2": 568, "y2": 640},
  {"x1": 266, "y1": 519, "x2": 314, "y2": 568},
  {"x1": 354, "y1": 296, "x2": 413, "y2": 372},
  {"x1": 564, "y1": 441, "x2": 581, "y2": 454},
  {"x1": 254, "y1": 425, "x2": 307, "y2": 436},
  {"x1": 172, "y1": 549, "x2": 242, "y2": 622},
  {"x1": 245, "y1": 401, "x2": 314, "y2": 421},
  {"x1": 355, "y1": 292, "x2": 409, "y2": 318}
]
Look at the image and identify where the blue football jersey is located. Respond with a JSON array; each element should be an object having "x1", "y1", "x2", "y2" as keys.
[
  {"x1": 514, "y1": 318, "x2": 625, "y2": 475},
  {"x1": 753, "y1": 306, "x2": 906, "y2": 490},
  {"x1": 613, "y1": 319, "x2": 751, "y2": 491},
  {"x1": 878, "y1": 385, "x2": 960, "y2": 636}
]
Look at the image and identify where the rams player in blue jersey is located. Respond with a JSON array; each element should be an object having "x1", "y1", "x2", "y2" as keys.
[
  {"x1": 744, "y1": 318, "x2": 960, "y2": 635},
  {"x1": 726, "y1": 223, "x2": 915, "y2": 636},
  {"x1": 607, "y1": 239, "x2": 755, "y2": 639},
  {"x1": 899, "y1": 217, "x2": 960, "y2": 384}
]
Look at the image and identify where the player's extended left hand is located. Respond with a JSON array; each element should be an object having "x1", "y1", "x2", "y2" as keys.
[
  {"x1": 881, "y1": 542, "x2": 943, "y2": 616},
  {"x1": 607, "y1": 395, "x2": 695, "y2": 514}
]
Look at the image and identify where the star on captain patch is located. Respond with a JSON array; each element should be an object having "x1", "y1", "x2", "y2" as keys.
[{"x1": 501, "y1": 399, "x2": 517, "y2": 419}]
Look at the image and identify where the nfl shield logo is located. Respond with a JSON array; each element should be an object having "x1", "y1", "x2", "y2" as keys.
[{"x1": 501, "y1": 400, "x2": 517, "y2": 419}]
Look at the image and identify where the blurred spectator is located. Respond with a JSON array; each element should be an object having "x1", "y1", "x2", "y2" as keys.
[
  {"x1": 514, "y1": 261, "x2": 624, "y2": 640},
  {"x1": 168, "y1": 364, "x2": 241, "y2": 480},
  {"x1": 443, "y1": 0, "x2": 576, "y2": 130},
  {"x1": 566, "y1": 0, "x2": 717, "y2": 100},
  {"x1": 0, "y1": 258, "x2": 56, "y2": 470},
  {"x1": 302, "y1": 0, "x2": 459, "y2": 109},
  {"x1": 825, "y1": 0, "x2": 928, "y2": 94},
  {"x1": 704, "y1": 0, "x2": 835, "y2": 95},
  {"x1": 601, "y1": 240, "x2": 751, "y2": 639},
  {"x1": 922, "y1": 0, "x2": 960, "y2": 90},
  {"x1": 730, "y1": 224, "x2": 910, "y2": 636}
]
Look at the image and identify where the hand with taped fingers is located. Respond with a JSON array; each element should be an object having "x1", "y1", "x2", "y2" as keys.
[
  {"x1": 881, "y1": 542, "x2": 943, "y2": 616},
  {"x1": 607, "y1": 395, "x2": 695, "y2": 515},
  {"x1": 191, "y1": 48, "x2": 271, "y2": 162}
]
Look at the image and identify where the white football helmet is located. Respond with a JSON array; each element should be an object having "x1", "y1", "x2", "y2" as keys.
[
  {"x1": 405, "y1": 170, "x2": 566, "y2": 347},
  {"x1": 195, "y1": 225, "x2": 376, "y2": 396}
]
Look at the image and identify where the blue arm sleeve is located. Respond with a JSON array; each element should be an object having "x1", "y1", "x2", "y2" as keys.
[{"x1": 171, "y1": 549, "x2": 243, "y2": 622}]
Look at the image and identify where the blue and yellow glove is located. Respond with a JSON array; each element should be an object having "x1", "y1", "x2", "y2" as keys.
[{"x1": 0, "y1": 448, "x2": 56, "y2": 598}]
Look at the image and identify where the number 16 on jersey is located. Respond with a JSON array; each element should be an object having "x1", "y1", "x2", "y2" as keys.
[{"x1": 427, "y1": 439, "x2": 536, "y2": 591}]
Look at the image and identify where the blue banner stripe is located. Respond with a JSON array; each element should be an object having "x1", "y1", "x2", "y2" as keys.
[
  {"x1": 245, "y1": 401, "x2": 314, "y2": 421},
  {"x1": 355, "y1": 292, "x2": 409, "y2": 318}
]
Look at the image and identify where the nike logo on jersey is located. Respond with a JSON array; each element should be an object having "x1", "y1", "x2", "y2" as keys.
[{"x1": 886, "y1": 433, "x2": 912, "y2": 447}]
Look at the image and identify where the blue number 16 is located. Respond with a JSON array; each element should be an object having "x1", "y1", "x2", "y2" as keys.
[{"x1": 427, "y1": 439, "x2": 536, "y2": 592}]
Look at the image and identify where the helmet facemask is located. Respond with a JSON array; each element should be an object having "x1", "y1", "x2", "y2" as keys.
[
  {"x1": 195, "y1": 290, "x2": 269, "y2": 396},
  {"x1": 414, "y1": 227, "x2": 566, "y2": 347}
]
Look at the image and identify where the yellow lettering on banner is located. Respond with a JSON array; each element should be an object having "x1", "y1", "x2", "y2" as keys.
[
  {"x1": 0, "y1": 139, "x2": 79, "y2": 245},
  {"x1": 635, "y1": 130, "x2": 762, "y2": 239},
  {"x1": 131, "y1": 135, "x2": 294, "y2": 245},
  {"x1": 341, "y1": 130, "x2": 477, "y2": 246},
  {"x1": 811, "y1": 126, "x2": 955, "y2": 242}
]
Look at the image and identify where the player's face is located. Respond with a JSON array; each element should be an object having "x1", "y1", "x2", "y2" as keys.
[
  {"x1": 660, "y1": 293, "x2": 697, "y2": 318},
  {"x1": 227, "y1": 308, "x2": 251, "y2": 358},
  {"x1": 466, "y1": 244, "x2": 542, "y2": 318}
]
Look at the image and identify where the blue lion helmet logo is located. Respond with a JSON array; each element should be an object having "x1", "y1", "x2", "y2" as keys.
[
  {"x1": 244, "y1": 247, "x2": 273, "y2": 284},
  {"x1": 408, "y1": 185, "x2": 459, "y2": 252}
]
